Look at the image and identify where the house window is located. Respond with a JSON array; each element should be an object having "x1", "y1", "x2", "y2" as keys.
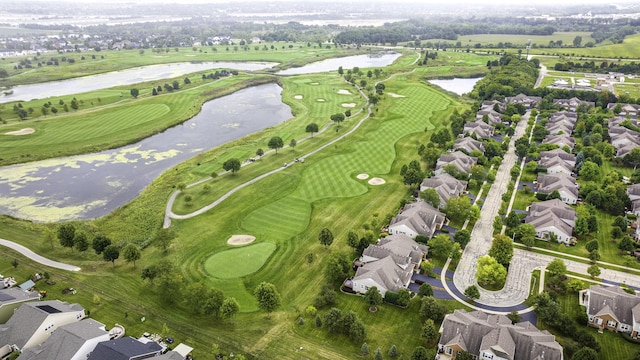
[
  {"x1": 607, "y1": 320, "x2": 617, "y2": 327},
  {"x1": 596, "y1": 318, "x2": 603, "y2": 325},
  {"x1": 364, "y1": 286, "x2": 369, "y2": 291},
  {"x1": 445, "y1": 348, "x2": 452, "y2": 355}
]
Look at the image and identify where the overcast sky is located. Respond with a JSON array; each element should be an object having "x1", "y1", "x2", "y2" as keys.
[{"x1": 22, "y1": 0, "x2": 634, "y2": 4}]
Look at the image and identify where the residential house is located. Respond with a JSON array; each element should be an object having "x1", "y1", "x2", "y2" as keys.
[
  {"x1": 435, "y1": 151, "x2": 478, "y2": 177},
  {"x1": 463, "y1": 121, "x2": 495, "y2": 140},
  {"x1": 548, "y1": 111, "x2": 578, "y2": 124},
  {"x1": 579, "y1": 285, "x2": 640, "y2": 337},
  {"x1": 476, "y1": 108, "x2": 503, "y2": 125},
  {"x1": 525, "y1": 199, "x2": 577, "y2": 245},
  {"x1": 505, "y1": 93, "x2": 542, "y2": 108},
  {"x1": 88, "y1": 337, "x2": 163, "y2": 360},
  {"x1": 419, "y1": 173, "x2": 468, "y2": 209},
  {"x1": 553, "y1": 97, "x2": 595, "y2": 112},
  {"x1": 545, "y1": 122, "x2": 574, "y2": 136},
  {"x1": 0, "y1": 301, "x2": 85, "y2": 357},
  {"x1": 388, "y1": 200, "x2": 446, "y2": 239},
  {"x1": 438, "y1": 309, "x2": 563, "y2": 360},
  {"x1": 539, "y1": 149, "x2": 576, "y2": 175},
  {"x1": 628, "y1": 184, "x2": 640, "y2": 216},
  {"x1": 17, "y1": 319, "x2": 110, "y2": 360},
  {"x1": 480, "y1": 100, "x2": 505, "y2": 112},
  {"x1": 453, "y1": 137, "x2": 485, "y2": 154},
  {"x1": 0, "y1": 288, "x2": 40, "y2": 324},
  {"x1": 536, "y1": 173, "x2": 579, "y2": 205},
  {"x1": 351, "y1": 255, "x2": 413, "y2": 297},
  {"x1": 610, "y1": 128, "x2": 640, "y2": 158},
  {"x1": 608, "y1": 116, "x2": 638, "y2": 129},
  {"x1": 607, "y1": 103, "x2": 640, "y2": 117},
  {"x1": 543, "y1": 134, "x2": 575, "y2": 151},
  {"x1": 360, "y1": 234, "x2": 428, "y2": 273}
]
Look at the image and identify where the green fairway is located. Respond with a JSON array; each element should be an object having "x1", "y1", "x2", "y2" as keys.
[{"x1": 204, "y1": 242, "x2": 276, "y2": 279}]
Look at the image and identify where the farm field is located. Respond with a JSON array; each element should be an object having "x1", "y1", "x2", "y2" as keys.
[
  {"x1": 456, "y1": 31, "x2": 595, "y2": 47},
  {"x1": 529, "y1": 33, "x2": 640, "y2": 59}
]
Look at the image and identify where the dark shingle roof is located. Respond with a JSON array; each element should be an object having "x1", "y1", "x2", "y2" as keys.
[{"x1": 88, "y1": 337, "x2": 162, "y2": 360}]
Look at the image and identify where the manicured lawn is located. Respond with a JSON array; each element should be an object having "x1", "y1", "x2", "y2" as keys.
[{"x1": 204, "y1": 242, "x2": 277, "y2": 279}]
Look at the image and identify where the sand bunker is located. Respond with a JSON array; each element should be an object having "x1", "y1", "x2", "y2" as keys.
[
  {"x1": 294, "y1": 95, "x2": 303, "y2": 99},
  {"x1": 368, "y1": 177, "x2": 386, "y2": 185},
  {"x1": 227, "y1": 234, "x2": 256, "y2": 246},
  {"x1": 387, "y1": 92, "x2": 405, "y2": 98},
  {"x1": 317, "y1": 98, "x2": 325, "y2": 102},
  {"x1": 185, "y1": 54, "x2": 197, "y2": 57},
  {"x1": 342, "y1": 103, "x2": 356, "y2": 108},
  {"x1": 310, "y1": 82, "x2": 319, "y2": 85},
  {"x1": 4, "y1": 128, "x2": 35, "y2": 136},
  {"x1": 357, "y1": 173, "x2": 369, "y2": 180},
  {"x1": 337, "y1": 89, "x2": 352, "y2": 95}
]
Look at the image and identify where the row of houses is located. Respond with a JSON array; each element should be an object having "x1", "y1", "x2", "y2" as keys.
[
  {"x1": 0, "y1": 287, "x2": 192, "y2": 360},
  {"x1": 607, "y1": 112, "x2": 640, "y2": 158}
]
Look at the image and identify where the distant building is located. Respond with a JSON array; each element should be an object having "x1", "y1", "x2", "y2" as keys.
[
  {"x1": 435, "y1": 151, "x2": 478, "y2": 177},
  {"x1": 580, "y1": 285, "x2": 640, "y2": 337},
  {"x1": 419, "y1": 173, "x2": 468, "y2": 209}
]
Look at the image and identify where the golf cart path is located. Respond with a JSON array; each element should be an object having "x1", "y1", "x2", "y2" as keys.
[{"x1": 0, "y1": 238, "x2": 81, "y2": 271}]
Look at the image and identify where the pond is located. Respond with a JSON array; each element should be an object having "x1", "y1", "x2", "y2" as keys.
[
  {"x1": 0, "y1": 61, "x2": 277, "y2": 104},
  {"x1": 427, "y1": 77, "x2": 483, "y2": 96},
  {"x1": 276, "y1": 52, "x2": 401, "y2": 75},
  {"x1": 0, "y1": 83, "x2": 292, "y2": 222}
]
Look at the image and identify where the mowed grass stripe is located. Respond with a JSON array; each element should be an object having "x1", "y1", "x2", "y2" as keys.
[
  {"x1": 241, "y1": 83, "x2": 450, "y2": 245},
  {"x1": 204, "y1": 242, "x2": 277, "y2": 279}
]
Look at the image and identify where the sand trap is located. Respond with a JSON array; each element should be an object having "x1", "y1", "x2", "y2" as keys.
[
  {"x1": 185, "y1": 54, "x2": 197, "y2": 57},
  {"x1": 151, "y1": 56, "x2": 168, "y2": 58},
  {"x1": 294, "y1": 95, "x2": 303, "y2": 99},
  {"x1": 368, "y1": 177, "x2": 386, "y2": 185},
  {"x1": 357, "y1": 173, "x2": 369, "y2": 180},
  {"x1": 317, "y1": 98, "x2": 325, "y2": 102},
  {"x1": 337, "y1": 89, "x2": 352, "y2": 95},
  {"x1": 227, "y1": 234, "x2": 256, "y2": 246},
  {"x1": 342, "y1": 103, "x2": 356, "y2": 108},
  {"x1": 310, "y1": 82, "x2": 319, "y2": 85},
  {"x1": 387, "y1": 92, "x2": 405, "y2": 98},
  {"x1": 4, "y1": 128, "x2": 35, "y2": 136}
]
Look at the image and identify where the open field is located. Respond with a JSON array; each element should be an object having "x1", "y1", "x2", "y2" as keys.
[
  {"x1": 528, "y1": 33, "x2": 640, "y2": 59},
  {"x1": 0, "y1": 50, "x2": 474, "y2": 358},
  {"x1": 456, "y1": 32, "x2": 595, "y2": 48},
  {"x1": 0, "y1": 44, "x2": 371, "y2": 86}
]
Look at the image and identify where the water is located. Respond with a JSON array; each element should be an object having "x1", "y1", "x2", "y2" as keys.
[
  {"x1": 0, "y1": 61, "x2": 277, "y2": 104},
  {"x1": 427, "y1": 77, "x2": 483, "y2": 95},
  {"x1": 276, "y1": 52, "x2": 401, "y2": 75},
  {"x1": 0, "y1": 83, "x2": 291, "y2": 222}
]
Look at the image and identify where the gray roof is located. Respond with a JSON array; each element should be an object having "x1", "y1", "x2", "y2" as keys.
[
  {"x1": 505, "y1": 94, "x2": 542, "y2": 106},
  {"x1": 536, "y1": 173, "x2": 578, "y2": 198},
  {"x1": 528, "y1": 199, "x2": 576, "y2": 223},
  {"x1": 389, "y1": 201, "x2": 446, "y2": 238},
  {"x1": 435, "y1": 151, "x2": 477, "y2": 175},
  {"x1": 586, "y1": 285, "x2": 640, "y2": 326},
  {"x1": 155, "y1": 351, "x2": 185, "y2": 360},
  {"x1": 352, "y1": 256, "x2": 413, "y2": 294},
  {"x1": 0, "y1": 300, "x2": 84, "y2": 350},
  {"x1": 548, "y1": 110, "x2": 578, "y2": 122},
  {"x1": 607, "y1": 103, "x2": 640, "y2": 113},
  {"x1": 420, "y1": 172, "x2": 468, "y2": 208},
  {"x1": 376, "y1": 234, "x2": 428, "y2": 265},
  {"x1": 543, "y1": 134, "x2": 575, "y2": 149},
  {"x1": 525, "y1": 211, "x2": 574, "y2": 239},
  {"x1": 538, "y1": 157, "x2": 574, "y2": 173},
  {"x1": 440, "y1": 310, "x2": 562, "y2": 360},
  {"x1": 0, "y1": 288, "x2": 40, "y2": 307},
  {"x1": 628, "y1": 184, "x2": 640, "y2": 198},
  {"x1": 553, "y1": 98, "x2": 594, "y2": 109},
  {"x1": 476, "y1": 110, "x2": 503, "y2": 124},
  {"x1": 464, "y1": 121, "x2": 495, "y2": 139},
  {"x1": 454, "y1": 137, "x2": 485, "y2": 154},
  {"x1": 545, "y1": 122, "x2": 573, "y2": 135},
  {"x1": 18, "y1": 319, "x2": 108, "y2": 360},
  {"x1": 540, "y1": 149, "x2": 576, "y2": 164},
  {"x1": 88, "y1": 337, "x2": 163, "y2": 360}
]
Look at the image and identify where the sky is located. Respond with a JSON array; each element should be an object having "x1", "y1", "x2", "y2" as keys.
[{"x1": 22, "y1": 0, "x2": 631, "y2": 3}]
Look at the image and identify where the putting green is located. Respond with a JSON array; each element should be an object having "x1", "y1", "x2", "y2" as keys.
[{"x1": 204, "y1": 242, "x2": 276, "y2": 279}]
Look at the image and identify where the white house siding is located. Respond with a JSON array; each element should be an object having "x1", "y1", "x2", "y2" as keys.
[
  {"x1": 559, "y1": 190, "x2": 577, "y2": 205},
  {"x1": 22, "y1": 311, "x2": 85, "y2": 350},
  {"x1": 388, "y1": 224, "x2": 417, "y2": 239},
  {"x1": 352, "y1": 279, "x2": 387, "y2": 296},
  {"x1": 536, "y1": 226, "x2": 572, "y2": 244},
  {"x1": 71, "y1": 333, "x2": 111, "y2": 360}
]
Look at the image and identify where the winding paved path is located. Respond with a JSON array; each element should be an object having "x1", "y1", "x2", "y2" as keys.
[{"x1": 0, "y1": 238, "x2": 81, "y2": 271}]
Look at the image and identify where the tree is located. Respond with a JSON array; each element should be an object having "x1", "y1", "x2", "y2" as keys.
[
  {"x1": 256, "y1": 148, "x2": 264, "y2": 158},
  {"x1": 444, "y1": 196, "x2": 472, "y2": 222},
  {"x1": 469, "y1": 165, "x2": 486, "y2": 182},
  {"x1": 488, "y1": 234, "x2": 513, "y2": 266},
  {"x1": 504, "y1": 211, "x2": 520, "y2": 229},
  {"x1": 421, "y1": 318, "x2": 438, "y2": 343},
  {"x1": 573, "y1": 35, "x2": 583, "y2": 47},
  {"x1": 289, "y1": 138, "x2": 297, "y2": 149},
  {"x1": 388, "y1": 345, "x2": 398, "y2": 358},
  {"x1": 268, "y1": 136, "x2": 284, "y2": 153},
  {"x1": 428, "y1": 234, "x2": 454, "y2": 260},
  {"x1": 92, "y1": 235, "x2": 111, "y2": 254},
  {"x1": 130, "y1": 88, "x2": 139, "y2": 98},
  {"x1": 546, "y1": 259, "x2": 567, "y2": 279},
  {"x1": 619, "y1": 236, "x2": 635, "y2": 253},
  {"x1": 254, "y1": 282, "x2": 281, "y2": 318},
  {"x1": 221, "y1": 297, "x2": 240, "y2": 321},
  {"x1": 464, "y1": 285, "x2": 480, "y2": 301},
  {"x1": 419, "y1": 188, "x2": 440, "y2": 208},
  {"x1": 374, "y1": 348, "x2": 383, "y2": 360},
  {"x1": 364, "y1": 286, "x2": 383, "y2": 308},
  {"x1": 361, "y1": 343, "x2": 370, "y2": 356},
  {"x1": 507, "y1": 310, "x2": 522, "y2": 324},
  {"x1": 103, "y1": 245, "x2": 120, "y2": 266},
  {"x1": 585, "y1": 240, "x2": 599, "y2": 253},
  {"x1": 579, "y1": 161, "x2": 600, "y2": 181},
  {"x1": 430, "y1": 129, "x2": 451, "y2": 147},
  {"x1": 203, "y1": 288, "x2": 224, "y2": 316},
  {"x1": 403, "y1": 167, "x2": 423, "y2": 187},
  {"x1": 476, "y1": 255, "x2": 507, "y2": 289},
  {"x1": 123, "y1": 243, "x2": 141, "y2": 267},
  {"x1": 587, "y1": 264, "x2": 600, "y2": 279},
  {"x1": 330, "y1": 113, "x2": 345, "y2": 124},
  {"x1": 613, "y1": 216, "x2": 628, "y2": 232},
  {"x1": 493, "y1": 216, "x2": 503, "y2": 234},
  {"x1": 574, "y1": 217, "x2": 589, "y2": 239},
  {"x1": 155, "y1": 228, "x2": 175, "y2": 253},
  {"x1": 324, "y1": 253, "x2": 351, "y2": 284},
  {"x1": 571, "y1": 348, "x2": 598, "y2": 360},
  {"x1": 222, "y1": 158, "x2": 241, "y2": 174},
  {"x1": 57, "y1": 224, "x2": 76, "y2": 250},
  {"x1": 456, "y1": 352, "x2": 474, "y2": 360},
  {"x1": 152, "y1": 88, "x2": 158, "y2": 96},
  {"x1": 411, "y1": 346, "x2": 429, "y2": 360},
  {"x1": 454, "y1": 229, "x2": 471, "y2": 248},
  {"x1": 418, "y1": 283, "x2": 434, "y2": 297},
  {"x1": 419, "y1": 296, "x2": 446, "y2": 322},
  {"x1": 318, "y1": 228, "x2": 334, "y2": 247},
  {"x1": 588, "y1": 250, "x2": 600, "y2": 263},
  {"x1": 305, "y1": 123, "x2": 319, "y2": 138}
]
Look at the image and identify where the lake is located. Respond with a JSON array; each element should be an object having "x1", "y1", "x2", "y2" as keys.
[
  {"x1": 276, "y1": 52, "x2": 402, "y2": 75},
  {"x1": 0, "y1": 83, "x2": 292, "y2": 222},
  {"x1": 427, "y1": 77, "x2": 483, "y2": 95},
  {"x1": 0, "y1": 61, "x2": 277, "y2": 104}
]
